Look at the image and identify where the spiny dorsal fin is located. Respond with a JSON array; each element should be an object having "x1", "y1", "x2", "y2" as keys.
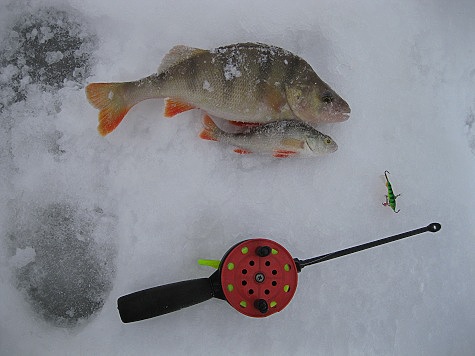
[{"x1": 158, "y1": 45, "x2": 206, "y2": 74}]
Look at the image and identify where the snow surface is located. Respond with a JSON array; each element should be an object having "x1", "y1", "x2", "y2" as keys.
[{"x1": 1, "y1": 0, "x2": 475, "y2": 354}]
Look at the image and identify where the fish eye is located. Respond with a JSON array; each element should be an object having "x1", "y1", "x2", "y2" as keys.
[
  {"x1": 325, "y1": 138, "x2": 332, "y2": 145},
  {"x1": 322, "y1": 91, "x2": 333, "y2": 103}
]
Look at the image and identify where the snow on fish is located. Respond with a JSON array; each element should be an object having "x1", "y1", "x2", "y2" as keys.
[
  {"x1": 199, "y1": 114, "x2": 338, "y2": 158},
  {"x1": 85, "y1": 43, "x2": 350, "y2": 136}
]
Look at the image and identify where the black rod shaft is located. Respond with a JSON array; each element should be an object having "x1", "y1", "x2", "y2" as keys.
[{"x1": 295, "y1": 223, "x2": 441, "y2": 270}]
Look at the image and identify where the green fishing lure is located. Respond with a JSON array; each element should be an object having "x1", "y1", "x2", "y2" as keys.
[{"x1": 383, "y1": 170, "x2": 401, "y2": 213}]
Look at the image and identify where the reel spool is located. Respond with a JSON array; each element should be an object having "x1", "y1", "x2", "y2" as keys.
[{"x1": 118, "y1": 223, "x2": 441, "y2": 323}]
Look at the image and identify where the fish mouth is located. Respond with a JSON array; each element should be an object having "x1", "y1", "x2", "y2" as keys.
[
  {"x1": 330, "y1": 112, "x2": 350, "y2": 122},
  {"x1": 295, "y1": 104, "x2": 350, "y2": 123},
  {"x1": 330, "y1": 141, "x2": 338, "y2": 152},
  {"x1": 319, "y1": 109, "x2": 351, "y2": 123}
]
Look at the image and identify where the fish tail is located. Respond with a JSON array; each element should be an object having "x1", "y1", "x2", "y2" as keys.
[
  {"x1": 199, "y1": 114, "x2": 220, "y2": 141},
  {"x1": 86, "y1": 82, "x2": 132, "y2": 136}
]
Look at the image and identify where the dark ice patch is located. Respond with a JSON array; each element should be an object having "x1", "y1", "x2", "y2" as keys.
[
  {"x1": 46, "y1": 130, "x2": 66, "y2": 158},
  {"x1": 0, "y1": 4, "x2": 98, "y2": 168},
  {"x1": 0, "y1": 4, "x2": 115, "y2": 329},
  {"x1": 6, "y1": 202, "x2": 117, "y2": 328},
  {"x1": 0, "y1": 5, "x2": 97, "y2": 107},
  {"x1": 466, "y1": 109, "x2": 475, "y2": 155}
]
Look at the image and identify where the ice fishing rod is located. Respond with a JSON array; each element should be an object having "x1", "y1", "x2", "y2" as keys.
[{"x1": 118, "y1": 222, "x2": 441, "y2": 322}]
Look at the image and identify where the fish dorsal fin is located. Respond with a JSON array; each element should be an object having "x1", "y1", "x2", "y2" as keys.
[{"x1": 158, "y1": 45, "x2": 206, "y2": 73}]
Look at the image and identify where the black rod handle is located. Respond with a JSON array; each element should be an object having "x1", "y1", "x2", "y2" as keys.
[
  {"x1": 118, "y1": 278, "x2": 214, "y2": 323},
  {"x1": 295, "y1": 223, "x2": 441, "y2": 270}
]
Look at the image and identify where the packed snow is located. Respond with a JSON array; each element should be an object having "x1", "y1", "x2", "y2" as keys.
[{"x1": 1, "y1": 0, "x2": 474, "y2": 355}]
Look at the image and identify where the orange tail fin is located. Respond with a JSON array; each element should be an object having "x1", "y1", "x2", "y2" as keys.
[
  {"x1": 199, "y1": 114, "x2": 219, "y2": 141},
  {"x1": 86, "y1": 82, "x2": 131, "y2": 136}
]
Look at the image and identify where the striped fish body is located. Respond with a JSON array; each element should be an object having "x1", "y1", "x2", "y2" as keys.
[
  {"x1": 86, "y1": 43, "x2": 350, "y2": 136},
  {"x1": 199, "y1": 115, "x2": 338, "y2": 158}
]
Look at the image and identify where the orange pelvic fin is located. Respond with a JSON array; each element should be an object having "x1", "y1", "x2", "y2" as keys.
[
  {"x1": 228, "y1": 120, "x2": 262, "y2": 128},
  {"x1": 199, "y1": 130, "x2": 218, "y2": 141},
  {"x1": 164, "y1": 98, "x2": 195, "y2": 118},
  {"x1": 199, "y1": 114, "x2": 219, "y2": 141},
  {"x1": 234, "y1": 148, "x2": 253, "y2": 154},
  {"x1": 86, "y1": 82, "x2": 131, "y2": 136},
  {"x1": 273, "y1": 150, "x2": 297, "y2": 158}
]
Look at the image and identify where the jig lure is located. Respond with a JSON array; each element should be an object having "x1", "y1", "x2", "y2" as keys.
[
  {"x1": 383, "y1": 170, "x2": 401, "y2": 213},
  {"x1": 118, "y1": 223, "x2": 441, "y2": 322}
]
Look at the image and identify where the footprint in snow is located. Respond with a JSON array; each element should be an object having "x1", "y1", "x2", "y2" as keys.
[{"x1": 0, "y1": 5, "x2": 117, "y2": 329}]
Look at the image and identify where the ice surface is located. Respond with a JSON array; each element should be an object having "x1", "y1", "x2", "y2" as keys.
[{"x1": 1, "y1": 0, "x2": 475, "y2": 355}]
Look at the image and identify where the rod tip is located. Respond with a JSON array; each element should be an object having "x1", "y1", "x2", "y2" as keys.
[{"x1": 427, "y1": 223, "x2": 441, "y2": 232}]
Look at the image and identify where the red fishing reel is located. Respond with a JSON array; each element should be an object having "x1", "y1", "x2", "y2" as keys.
[
  {"x1": 118, "y1": 223, "x2": 441, "y2": 323},
  {"x1": 220, "y1": 239, "x2": 298, "y2": 317}
]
